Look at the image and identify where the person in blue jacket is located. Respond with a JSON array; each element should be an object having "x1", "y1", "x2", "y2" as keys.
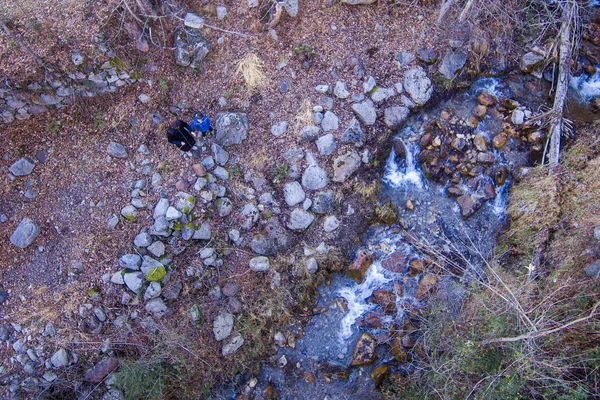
[{"x1": 189, "y1": 112, "x2": 214, "y2": 140}]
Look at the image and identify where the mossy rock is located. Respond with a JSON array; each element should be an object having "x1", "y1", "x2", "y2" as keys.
[{"x1": 146, "y1": 266, "x2": 166, "y2": 282}]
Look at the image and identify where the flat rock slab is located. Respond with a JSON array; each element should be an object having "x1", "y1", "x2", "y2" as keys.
[
  {"x1": 10, "y1": 218, "x2": 40, "y2": 248},
  {"x1": 404, "y1": 67, "x2": 433, "y2": 106},
  {"x1": 287, "y1": 208, "x2": 315, "y2": 230},
  {"x1": 222, "y1": 333, "x2": 244, "y2": 356},
  {"x1": 9, "y1": 158, "x2": 35, "y2": 176},
  {"x1": 107, "y1": 142, "x2": 128, "y2": 159},
  {"x1": 213, "y1": 313, "x2": 234, "y2": 341},
  {"x1": 215, "y1": 113, "x2": 249, "y2": 147},
  {"x1": 351, "y1": 100, "x2": 377, "y2": 125},
  {"x1": 333, "y1": 151, "x2": 361, "y2": 182}
]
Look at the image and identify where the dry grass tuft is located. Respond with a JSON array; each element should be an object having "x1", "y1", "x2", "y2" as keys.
[
  {"x1": 235, "y1": 53, "x2": 267, "y2": 89},
  {"x1": 294, "y1": 99, "x2": 313, "y2": 132}
]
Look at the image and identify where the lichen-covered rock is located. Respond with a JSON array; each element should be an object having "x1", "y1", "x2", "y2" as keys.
[
  {"x1": 215, "y1": 113, "x2": 249, "y2": 147},
  {"x1": 287, "y1": 208, "x2": 315, "y2": 230},
  {"x1": 351, "y1": 333, "x2": 376, "y2": 366},
  {"x1": 213, "y1": 313, "x2": 234, "y2": 341},
  {"x1": 333, "y1": 151, "x2": 361, "y2": 182},
  {"x1": 342, "y1": 118, "x2": 366, "y2": 147},
  {"x1": 404, "y1": 67, "x2": 433, "y2": 106},
  {"x1": 249, "y1": 256, "x2": 270, "y2": 271},
  {"x1": 174, "y1": 27, "x2": 211, "y2": 69},
  {"x1": 222, "y1": 333, "x2": 244, "y2": 356}
]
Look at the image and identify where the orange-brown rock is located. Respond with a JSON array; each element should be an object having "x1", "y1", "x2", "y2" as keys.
[
  {"x1": 466, "y1": 116, "x2": 479, "y2": 128},
  {"x1": 192, "y1": 163, "x2": 206, "y2": 176},
  {"x1": 492, "y1": 132, "x2": 508, "y2": 149},
  {"x1": 419, "y1": 132, "x2": 433, "y2": 148},
  {"x1": 371, "y1": 364, "x2": 390, "y2": 386},
  {"x1": 405, "y1": 199, "x2": 415, "y2": 211},
  {"x1": 415, "y1": 273, "x2": 438, "y2": 299},
  {"x1": 402, "y1": 334, "x2": 416, "y2": 349},
  {"x1": 262, "y1": 384, "x2": 278, "y2": 400},
  {"x1": 369, "y1": 290, "x2": 397, "y2": 315},
  {"x1": 390, "y1": 337, "x2": 408, "y2": 362},
  {"x1": 477, "y1": 91, "x2": 496, "y2": 106},
  {"x1": 348, "y1": 250, "x2": 371, "y2": 284},
  {"x1": 381, "y1": 250, "x2": 410, "y2": 273},
  {"x1": 472, "y1": 104, "x2": 487, "y2": 119},
  {"x1": 473, "y1": 134, "x2": 488, "y2": 152},
  {"x1": 408, "y1": 258, "x2": 426, "y2": 276},
  {"x1": 351, "y1": 333, "x2": 377, "y2": 366}
]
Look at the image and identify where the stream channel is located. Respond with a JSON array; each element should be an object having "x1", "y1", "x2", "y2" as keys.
[{"x1": 227, "y1": 68, "x2": 598, "y2": 399}]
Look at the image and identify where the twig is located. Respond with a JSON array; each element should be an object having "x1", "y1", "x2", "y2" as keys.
[{"x1": 0, "y1": 19, "x2": 44, "y2": 67}]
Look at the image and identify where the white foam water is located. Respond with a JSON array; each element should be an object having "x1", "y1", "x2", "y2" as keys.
[
  {"x1": 492, "y1": 182, "x2": 509, "y2": 216},
  {"x1": 383, "y1": 142, "x2": 424, "y2": 190},
  {"x1": 338, "y1": 263, "x2": 393, "y2": 340},
  {"x1": 570, "y1": 66, "x2": 600, "y2": 101},
  {"x1": 470, "y1": 77, "x2": 504, "y2": 99}
]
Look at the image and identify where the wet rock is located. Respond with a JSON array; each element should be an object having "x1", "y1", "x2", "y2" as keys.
[
  {"x1": 302, "y1": 153, "x2": 328, "y2": 190},
  {"x1": 9, "y1": 158, "x2": 35, "y2": 176},
  {"x1": 351, "y1": 99, "x2": 377, "y2": 125},
  {"x1": 319, "y1": 362, "x2": 350, "y2": 380},
  {"x1": 416, "y1": 273, "x2": 438, "y2": 299},
  {"x1": 472, "y1": 104, "x2": 487, "y2": 119},
  {"x1": 222, "y1": 333, "x2": 244, "y2": 356},
  {"x1": 283, "y1": 181, "x2": 305, "y2": 206},
  {"x1": 369, "y1": 290, "x2": 397, "y2": 314},
  {"x1": 215, "y1": 112, "x2": 249, "y2": 147},
  {"x1": 84, "y1": 358, "x2": 119, "y2": 382},
  {"x1": 477, "y1": 152, "x2": 495, "y2": 164},
  {"x1": 493, "y1": 167, "x2": 509, "y2": 186},
  {"x1": 404, "y1": 67, "x2": 433, "y2": 105},
  {"x1": 213, "y1": 313, "x2": 234, "y2": 341},
  {"x1": 512, "y1": 166, "x2": 530, "y2": 182},
  {"x1": 371, "y1": 364, "x2": 389, "y2": 386},
  {"x1": 287, "y1": 208, "x2": 315, "y2": 230},
  {"x1": 299, "y1": 126, "x2": 321, "y2": 142},
  {"x1": 333, "y1": 150, "x2": 361, "y2": 182},
  {"x1": 316, "y1": 133, "x2": 337, "y2": 155},
  {"x1": 174, "y1": 27, "x2": 211, "y2": 69},
  {"x1": 457, "y1": 194, "x2": 485, "y2": 219},
  {"x1": 107, "y1": 142, "x2": 128, "y2": 159},
  {"x1": 447, "y1": 185, "x2": 464, "y2": 197},
  {"x1": 384, "y1": 106, "x2": 409, "y2": 130},
  {"x1": 477, "y1": 92, "x2": 496, "y2": 106},
  {"x1": 492, "y1": 132, "x2": 508, "y2": 149},
  {"x1": 10, "y1": 218, "x2": 40, "y2": 248},
  {"x1": 520, "y1": 52, "x2": 544, "y2": 73},
  {"x1": 348, "y1": 250, "x2": 371, "y2": 283},
  {"x1": 341, "y1": 118, "x2": 366, "y2": 147},
  {"x1": 390, "y1": 337, "x2": 408, "y2": 362},
  {"x1": 439, "y1": 48, "x2": 469, "y2": 79},
  {"x1": 350, "y1": 333, "x2": 376, "y2": 366}
]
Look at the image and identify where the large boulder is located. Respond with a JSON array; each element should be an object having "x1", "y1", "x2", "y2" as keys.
[
  {"x1": 384, "y1": 106, "x2": 409, "y2": 130},
  {"x1": 174, "y1": 27, "x2": 211, "y2": 69},
  {"x1": 333, "y1": 151, "x2": 361, "y2": 183},
  {"x1": 214, "y1": 113, "x2": 249, "y2": 147},
  {"x1": 404, "y1": 67, "x2": 433, "y2": 106},
  {"x1": 439, "y1": 49, "x2": 469, "y2": 80}
]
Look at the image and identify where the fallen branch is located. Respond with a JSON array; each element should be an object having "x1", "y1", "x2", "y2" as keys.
[{"x1": 0, "y1": 19, "x2": 45, "y2": 67}]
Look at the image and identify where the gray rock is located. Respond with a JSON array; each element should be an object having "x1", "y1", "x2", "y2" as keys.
[
  {"x1": 211, "y1": 143, "x2": 229, "y2": 165},
  {"x1": 284, "y1": 181, "x2": 306, "y2": 206},
  {"x1": 302, "y1": 153, "x2": 328, "y2": 190},
  {"x1": 144, "y1": 282, "x2": 161, "y2": 300},
  {"x1": 107, "y1": 214, "x2": 119, "y2": 229},
  {"x1": 194, "y1": 177, "x2": 208, "y2": 191},
  {"x1": 222, "y1": 333, "x2": 244, "y2": 356},
  {"x1": 9, "y1": 158, "x2": 35, "y2": 176},
  {"x1": 215, "y1": 112, "x2": 249, "y2": 147},
  {"x1": 174, "y1": 27, "x2": 211, "y2": 69},
  {"x1": 321, "y1": 111, "x2": 339, "y2": 132},
  {"x1": 217, "y1": 197, "x2": 234, "y2": 217},
  {"x1": 229, "y1": 229, "x2": 242, "y2": 245},
  {"x1": 363, "y1": 76, "x2": 376, "y2": 93},
  {"x1": 311, "y1": 190, "x2": 335, "y2": 214},
  {"x1": 213, "y1": 166, "x2": 229, "y2": 180},
  {"x1": 107, "y1": 142, "x2": 127, "y2": 159},
  {"x1": 342, "y1": 118, "x2": 366, "y2": 147},
  {"x1": 283, "y1": 0, "x2": 299, "y2": 16},
  {"x1": 316, "y1": 134, "x2": 337, "y2": 156},
  {"x1": 249, "y1": 218, "x2": 289, "y2": 255},
  {"x1": 110, "y1": 272, "x2": 124, "y2": 284},
  {"x1": 150, "y1": 217, "x2": 170, "y2": 237},
  {"x1": 584, "y1": 260, "x2": 600, "y2": 278},
  {"x1": 271, "y1": 121, "x2": 288, "y2": 137},
  {"x1": 193, "y1": 221, "x2": 212, "y2": 240},
  {"x1": 315, "y1": 84, "x2": 329, "y2": 93},
  {"x1": 147, "y1": 241, "x2": 165, "y2": 258},
  {"x1": 287, "y1": 208, "x2": 315, "y2": 230},
  {"x1": 284, "y1": 147, "x2": 305, "y2": 164},
  {"x1": 213, "y1": 313, "x2": 234, "y2": 341},
  {"x1": 124, "y1": 272, "x2": 144, "y2": 293},
  {"x1": 404, "y1": 67, "x2": 433, "y2": 105},
  {"x1": 184, "y1": 12, "x2": 204, "y2": 29},
  {"x1": 511, "y1": 109, "x2": 525, "y2": 125},
  {"x1": 103, "y1": 389, "x2": 125, "y2": 400},
  {"x1": 202, "y1": 156, "x2": 215, "y2": 170},
  {"x1": 141, "y1": 256, "x2": 164, "y2": 275},
  {"x1": 520, "y1": 52, "x2": 545, "y2": 73},
  {"x1": 323, "y1": 216, "x2": 340, "y2": 232},
  {"x1": 333, "y1": 151, "x2": 361, "y2": 182},
  {"x1": 249, "y1": 256, "x2": 270, "y2": 271},
  {"x1": 371, "y1": 87, "x2": 396, "y2": 103},
  {"x1": 306, "y1": 257, "x2": 318, "y2": 274},
  {"x1": 395, "y1": 51, "x2": 416, "y2": 66},
  {"x1": 351, "y1": 100, "x2": 377, "y2": 125},
  {"x1": 118, "y1": 254, "x2": 141, "y2": 269},
  {"x1": 313, "y1": 112, "x2": 324, "y2": 125},
  {"x1": 439, "y1": 48, "x2": 469, "y2": 79},
  {"x1": 162, "y1": 281, "x2": 183, "y2": 300},
  {"x1": 300, "y1": 126, "x2": 321, "y2": 142},
  {"x1": 417, "y1": 48, "x2": 438, "y2": 64},
  {"x1": 334, "y1": 81, "x2": 350, "y2": 99},
  {"x1": 139, "y1": 316, "x2": 159, "y2": 333},
  {"x1": 165, "y1": 206, "x2": 182, "y2": 221},
  {"x1": 341, "y1": 0, "x2": 376, "y2": 4},
  {"x1": 9, "y1": 218, "x2": 40, "y2": 248},
  {"x1": 51, "y1": 349, "x2": 69, "y2": 368},
  {"x1": 216, "y1": 6, "x2": 227, "y2": 19},
  {"x1": 121, "y1": 205, "x2": 138, "y2": 220},
  {"x1": 71, "y1": 52, "x2": 84, "y2": 65},
  {"x1": 134, "y1": 232, "x2": 152, "y2": 247},
  {"x1": 145, "y1": 298, "x2": 167, "y2": 316},
  {"x1": 174, "y1": 192, "x2": 195, "y2": 213},
  {"x1": 240, "y1": 203, "x2": 259, "y2": 230},
  {"x1": 384, "y1": 106, "x2": 409, "y2": 130}
]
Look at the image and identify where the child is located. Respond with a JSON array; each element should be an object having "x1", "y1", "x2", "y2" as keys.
[{"x1": 189, "y1": 112, "x2": 214, "y2": 140}]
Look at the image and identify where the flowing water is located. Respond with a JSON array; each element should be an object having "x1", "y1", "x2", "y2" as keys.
[{"x1": 229, "y1": 73, "x2": 598, "y2": 399}]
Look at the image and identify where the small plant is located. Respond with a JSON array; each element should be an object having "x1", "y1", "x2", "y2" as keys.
[
  {"x1": 25, "y1": 18, "x2": 40, "y2": 31},
  {"x1": 46, "y1": 119, "x2": 61, "y2": 133},
  {"x1": 17, "y1": 145, "x2": 26, "y2": 156},
  {"x1": 159, "y1": 161, "x2": 173, "y2": 173},
  {"x1": 93, "y1": 112, "x2": 104, "y2": 128},
  {"x1": 229, "y1": 165, "x2": 241, "y2": 176},
  {"x1": 158, "y1": 78, "x2": 168, "y2": 91},
  {"x1": 271, "y1": 163, "x2": 288, "y2": 184},
  {"x1": 293, "y1": 43, "x2": 315, "y2": 58}
]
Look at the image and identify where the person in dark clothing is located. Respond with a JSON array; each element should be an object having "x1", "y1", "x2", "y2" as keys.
[{"x1": 167, "y1": 120, "x2": 196, "y2": 152}]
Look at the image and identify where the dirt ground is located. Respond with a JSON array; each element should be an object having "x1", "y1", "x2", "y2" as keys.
[{"x1": 0, "y1": 0, "x2": 448, "y2": 397}]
